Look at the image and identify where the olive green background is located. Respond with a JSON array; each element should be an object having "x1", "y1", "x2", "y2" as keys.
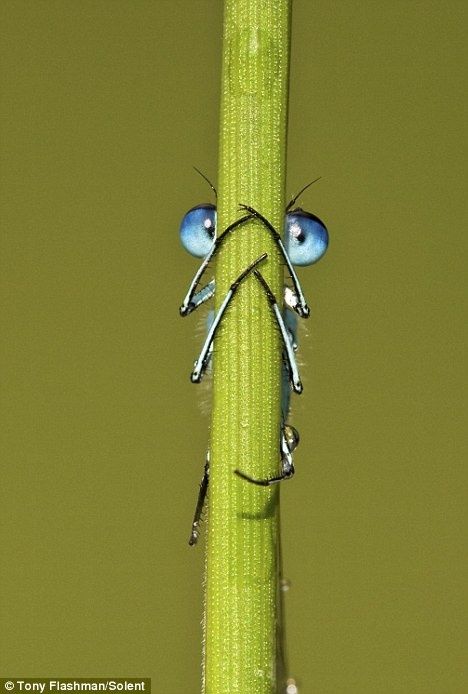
[{"x1": 1, "y1": 1, "x2": 465, "y2": 692}]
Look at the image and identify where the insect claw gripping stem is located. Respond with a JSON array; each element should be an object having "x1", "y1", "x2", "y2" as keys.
[
  {"x1": 190, "y1": 253, "x2": 268, "y2": 384},
  {"x1": 234, "y1": 466, "x2": 295, "y2": 487},
  {"x1": 235, "y1": 428, "x2": 297, "y2": 487},
  {"x1": 238, "y1": 203, "x2": 310, "y2": 319}
]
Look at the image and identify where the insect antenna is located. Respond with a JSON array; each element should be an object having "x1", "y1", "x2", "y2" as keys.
[
  {"x1": 193, "y1": 166, "x2": 217, "y2": 200},
  {"x1": 285, "y1": 176, "x2": 322, "y2": 211}
]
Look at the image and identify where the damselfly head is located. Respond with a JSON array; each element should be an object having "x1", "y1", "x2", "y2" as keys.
[{"x1": 179, "y1": 204, "x2": 216, "y2": 258}]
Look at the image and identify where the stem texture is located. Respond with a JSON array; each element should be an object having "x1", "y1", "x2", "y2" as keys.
[{"x1": 204, "y1": 2, "x2": 291, "y2": 693}]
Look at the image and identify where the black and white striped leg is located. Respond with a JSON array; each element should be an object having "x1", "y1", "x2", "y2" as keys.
[
  {"x1": 190, "y1": 254, "x2": 267, "y2": 383},
  {"x1": 179, "y1": 213, "x2": 253, "y2": 316},
  {"x1": 239, "y1": 203, "x2": 310, "y2": 318},
  {"x1": 183, "y1": 279, "x2": 215, "y2": 314},
  {"x1": 253, "y1": 271, "x2": 302, "y2": 394}
]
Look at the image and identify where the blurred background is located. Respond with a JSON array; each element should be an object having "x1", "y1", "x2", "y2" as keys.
[{"x1": 1, "y1": 1, "x2": 465, "y2": 692}]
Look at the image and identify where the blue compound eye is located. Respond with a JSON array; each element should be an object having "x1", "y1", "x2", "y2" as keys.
[
  {"x1": 285, "y1": 209, "x2": 329, "y2": 266},
  {"x1": 179, "y1": 204, "x2": 216, "y2": 258}
]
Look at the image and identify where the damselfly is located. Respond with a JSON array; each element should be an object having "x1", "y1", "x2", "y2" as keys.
[{"x1": 179, "y1": 170, "x2": 329, "y2": 545}]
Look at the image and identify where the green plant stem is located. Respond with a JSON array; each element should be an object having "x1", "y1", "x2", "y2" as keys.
[{"x1": 204, "y1": 2, "x2": 291, "y2": 693}]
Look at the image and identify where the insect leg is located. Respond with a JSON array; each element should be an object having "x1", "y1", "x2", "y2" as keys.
[
  {"x1": 253, "y1": 271, "x2": 302, "y2": 394},
  {"x1": 281, "y1": 308, "x2": 298, "y2": 422},
  {"x1": 239, "y1": 203, "x2": 310, "y2": 318},
  {"x1": 234, "y1": 426, "x2": 298, "y2": 487},
  {"x1": 189, "y1": 453, "x2": 210, "y2": 546},
  {"x1": 184, "y1": 279, "x2": 215, "y2": 313},
  {"x1": 179, "y1": 213, "x2": 253, "y2": 316},
  {"x1": 284, "y1": 286, "x2": 306, "y2": 317},
  {"x1": 190, "y1": 253, "x2": 268, "y2": 383}
]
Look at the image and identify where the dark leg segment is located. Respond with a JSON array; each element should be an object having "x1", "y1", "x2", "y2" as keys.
[
  {"x1": 180, "y1": 213, "x2": 254, "y2": 316},
  {"x1": 234, "y1": 426, "x2": 298, "y2": 487},
  {"x1": 253, "y1": 270, "x2": 302, "y2": 393},
  {"x1": 190, "y1": 254, "x2": 267, "y2": 383},
  {"x1": 189, "y1": 454, "x2": 210, "y2": 546},
  {"x1": 238, "y1": 203, "x2": 310, "y2": 318}
]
